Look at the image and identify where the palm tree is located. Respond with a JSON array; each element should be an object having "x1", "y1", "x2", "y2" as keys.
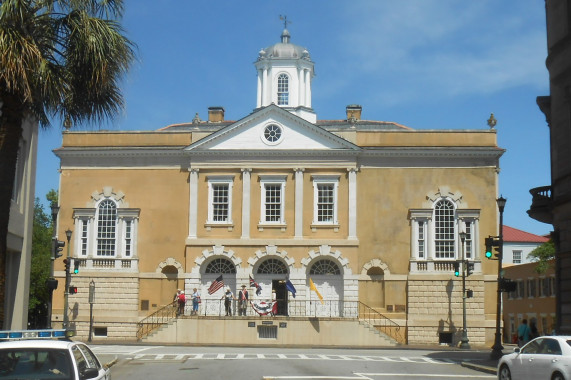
[{"x1": 0, "y1": 0, "x2": 135, "y2": 326}]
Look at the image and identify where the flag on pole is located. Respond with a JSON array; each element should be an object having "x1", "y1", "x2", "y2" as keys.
[
  {"x1": 309, "y1": 278, "x2": 324, "y2": 304},
  {"x1": 285, "y1": 277, "x2": 296, "y2": 298},
  {"x1": 249, "y1": 275, "x2": 262, "y2": 296},
  {"x1": 208, "y1": 275, "x2": 224, "y2": 295}
]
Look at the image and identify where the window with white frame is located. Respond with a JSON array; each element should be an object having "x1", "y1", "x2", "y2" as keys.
[
  {"x1": 409, "y1": 199, "x2": 480, "y2": 262},
  {"x1": 513, "y1": 250, "x2": 522, "y2": 264},
  {"x1": 72, "y1": 197, "x2": 139, "y2": 261},
  {"x1": 207, "y1": 176, "x2": 234, "y2": 224},
  {"x1": 260, "y1": 176, "x2": 286, "y2": 224},
  {"x1": 97, "y1": 199, "x2": 117, "y2": 256},
  {"x1": 527, "y1": 278, "x2": 536, "y2": 298},
  {"x1": 312, "y1": 176, "x2": 339, "y2": 225},
  {"x1": 277, "y1": 73, "x2": 289, "y2": 105},
  {"x1": 434, "y1": 199, "x2": 455, "y2": 259},
  {"x1": 517, "y1": 280, "x2": 525, "y2": 298}
]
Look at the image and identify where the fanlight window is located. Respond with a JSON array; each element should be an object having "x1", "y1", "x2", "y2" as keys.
[
  {"x1": 257, "y1": 258, "x2": 288, "y2": 274},
  {"x1": 309, "y1": 259, "x2": 341, "y2": 275},
  {"x1": 205, "y1": 258, "x2": 236, "y2": 274}
]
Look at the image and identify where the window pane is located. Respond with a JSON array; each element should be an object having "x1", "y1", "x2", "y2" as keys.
[
  {"x1": 257, "y1": 258, "x2": 288, "y2": 274},
  {"x1": 277, "y1": 74, "x2": 289, "y2": 105},
  {"x1": 97, "y1": 200, "x2": 116, "y2": 256},
  {"x1": 265, "y1": 184, "x2": 281, "y2": 222},
  {"x1": 435, "y1": 200, "x2": 455, "y2": 259},
  {"x1": 310, "y1": 259, "x2": 341, "y2": 275},
  {"x1": 205, "y1": 258, "x2": 236, "y2": 274},
  {"x1": 212, "y1": 184, "x2": 229, "y2": 222},
  {"x1": 317, "y1": 184, "x2": 334, "y2": 222}
]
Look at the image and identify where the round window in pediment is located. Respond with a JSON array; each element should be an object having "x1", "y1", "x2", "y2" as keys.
[{"x1": 263, "y1": 124, "x2": 282, "y2": 144}]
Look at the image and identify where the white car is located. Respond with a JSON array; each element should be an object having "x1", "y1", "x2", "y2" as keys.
[
  {"x1": 498, "y1": 336, "x2": 571, "y2": 380},
  {"x1": 0, "y1": 329, "x2": 111, "y2": 380}
]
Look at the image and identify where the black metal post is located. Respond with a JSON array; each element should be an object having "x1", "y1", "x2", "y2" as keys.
[
  {"x1": 491, "y1": 196, "x2": 507, "y2": 359},
  {"x1": 63, "y1": 229, "x2": 72, "y2": 328},
  {"x1": 46, "y1": 204, "x2": 59, "y2": 329},
  {"x1": 459, "y1": 231, "x2": 470, "y2": 349},
  {"x1": 88, "y1": 280, "x2": 95, "y2": 342}
]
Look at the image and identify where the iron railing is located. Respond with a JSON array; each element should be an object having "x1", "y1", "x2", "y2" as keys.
[
  {"x1": 358, "y1": 301, "x2": 405, "y2": 344},
  {"x1": 136, "y1": 301, "x2": 177, "y2": 340}
]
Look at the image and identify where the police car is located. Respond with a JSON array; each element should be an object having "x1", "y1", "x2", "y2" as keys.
[{"x1": 0, "y1": 329, "x2": 111, "y2": 380}]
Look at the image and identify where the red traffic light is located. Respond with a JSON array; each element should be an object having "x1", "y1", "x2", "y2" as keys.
[{"x1": 69, "y1": 286, "x2": 78, "y2": 294}]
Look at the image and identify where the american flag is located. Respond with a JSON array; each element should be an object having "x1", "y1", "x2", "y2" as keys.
[
  {"x1": 208, "y1": 275, "x2": 224, "y2": 295},
  {"x1": 249, "y1": 275, "x2": 262, "y2": 296}
]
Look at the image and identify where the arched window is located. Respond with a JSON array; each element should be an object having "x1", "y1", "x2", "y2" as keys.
[
  {"x1": 310, "y1": 259, "x2": 341, "y2": 275},
  {"x1": 257, "y1": 258, "x2": 288, "y2": 274},
  {"x1": 277, "y1": 74, "x2": 289, "y2": 105},
  {"x1": 97, "y1": 199, "x2": 117, "y2": 256},
  {"x1": 205, "y1": 258, "x2": 236, "y2": 274},
  {"x1": 434, "y1": 199, "x2": 455, "y2": 259}
]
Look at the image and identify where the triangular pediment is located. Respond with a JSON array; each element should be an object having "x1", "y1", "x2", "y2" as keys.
[{"x1": 185, "y1": 105, "x2": 359, "y2": 152}]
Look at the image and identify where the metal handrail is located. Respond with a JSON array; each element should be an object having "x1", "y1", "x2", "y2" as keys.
[
  {"x1": 358, "y1": 301, "x2": 405, "y2": 344},
  {"x1": 136, "y1": 301, "x2": 177, "y2": 340}
]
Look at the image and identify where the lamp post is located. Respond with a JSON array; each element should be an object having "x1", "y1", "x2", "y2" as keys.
[
  {"x1": 88, "y1": 280, "x2": 95, "y2": 342},
  {"x1": 491, "y1": 196, "x2": 507, "y2": 359},
  {"x1": 63, "y1": 229, "x2": 72, "y2": 328},
  {"x1": 46, "y1": 203, "x2": 60, "y2": 328},
  {"x1": 459, "y1": 231, "x2": 470, "y2": 349}
]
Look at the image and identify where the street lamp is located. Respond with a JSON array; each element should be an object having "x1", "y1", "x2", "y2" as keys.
[
  {"x1": 459, "y1": 231, "x2": 470, "y2": 349},
  {"x1": 63, "y1": 229, "x2": 72, "y2": 328},
  {"x1": 46, "y1": 203, "x2": 60, "y2": 328},
  {"x1": 88, "y1": 280, "x2": 96, "y2": 342},
  {"x1": 491, "y1": 196, "x2": 507, "y2": 360}
]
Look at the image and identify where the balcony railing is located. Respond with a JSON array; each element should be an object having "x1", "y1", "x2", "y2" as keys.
[{"x1": 528, "y1": 185, "x2": 553, "y2": 224}]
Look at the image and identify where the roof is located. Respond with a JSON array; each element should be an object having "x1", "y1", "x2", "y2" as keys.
[{"x1": 503, "y1": 225, "x2": 549, "y2": 243}]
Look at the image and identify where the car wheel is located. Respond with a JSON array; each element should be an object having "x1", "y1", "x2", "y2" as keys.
[
  {"x1": 499, "y1": 364, "x2": 512, "y2": 380},
  {"x1": 552, "y1": 372, "x2": 565, "y2": 380}
]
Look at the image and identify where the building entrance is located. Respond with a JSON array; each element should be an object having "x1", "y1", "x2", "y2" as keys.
[{"x1": 272, "y1": 279, "x2": 288, "y2": 316}]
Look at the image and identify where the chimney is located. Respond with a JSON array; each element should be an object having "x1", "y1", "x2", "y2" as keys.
[
  {"x1": 208, "y1": 106, "x2": 225, "y2": 122},
  {"x1": 346, "y1": 104, "x2": 362, "y2": 121}
]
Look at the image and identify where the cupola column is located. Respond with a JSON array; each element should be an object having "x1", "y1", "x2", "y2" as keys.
[
  {"x1": 305, "y1": 69, "x2": 311, "y2": 108},
  {"x1": 257, "y1": 70, "x2": 262, "y2": 108}
]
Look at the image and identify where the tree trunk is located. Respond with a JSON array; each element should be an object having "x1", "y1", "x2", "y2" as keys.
[{"x1": 0, "y1": 93, "x2": 25, "y2": 328}]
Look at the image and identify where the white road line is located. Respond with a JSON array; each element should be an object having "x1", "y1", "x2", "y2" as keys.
[{"x1": 354, "y1": 374, "x2": 494, "y2": 378}]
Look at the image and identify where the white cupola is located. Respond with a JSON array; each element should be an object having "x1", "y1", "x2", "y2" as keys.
[{"x1": 255, "y1": 28, "x2": 316, "y2": 123}]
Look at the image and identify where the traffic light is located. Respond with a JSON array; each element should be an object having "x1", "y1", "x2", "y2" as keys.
[
  {"x1": 453, "y1": 262, "x2": 460, "y2": 277},
  {"x1": 466, "y1": 289, "x2": 474, "y2": 298},
  {"x1": 485, "y1": 236, "x2": 500, "y2": 259},
  {"x1": 69, "y1": 286, "x2": 78, "y2": 294},
  {"x1": 53, "y1": 238, "x2": 65, "y2": 259},
  {"x1": 63, "y1": 259, "x2": 70, "y2": 274},
  {"x1": 466, "y1": 262, "x2": 474, "y2": 276},
  {"x1": 73, "y1": 259, "x2": 80, "y2": 274}
]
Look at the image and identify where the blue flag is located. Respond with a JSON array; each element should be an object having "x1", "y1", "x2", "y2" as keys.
[{"x1": 285, "y1": 278, "x2": 296, "y2": 298}]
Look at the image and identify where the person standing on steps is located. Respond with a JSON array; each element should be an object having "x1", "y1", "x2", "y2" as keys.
[
  {"x1": 221, "y1": 287, "x2": 235, "y2": 316},
  {"x1": 238, "y1": 284, "x2": 249, "y2": 316}
]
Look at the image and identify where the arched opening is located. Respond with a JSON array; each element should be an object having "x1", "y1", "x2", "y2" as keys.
[
  {"x1": 308, "y1": 258, "x2": 343, "y2": 317},
  {"x1": 255, "y1": 258, "x2": 289, "y2": 316}
]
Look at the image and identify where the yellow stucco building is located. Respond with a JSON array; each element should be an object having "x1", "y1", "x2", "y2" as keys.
[{"x1": 51, "y1": 28, "x2": 504, "y2": 346}]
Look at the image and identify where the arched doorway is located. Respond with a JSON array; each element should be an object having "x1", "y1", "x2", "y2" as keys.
[
  {"x1": 256, "y1": 258, "x2": 289, "y2": 316},
  {"x1": 308, "y1": 258, "x2": 343, "y2": 317},
  {"x1": 202, "y1": 257, "x2": 237, "y2": 316}
]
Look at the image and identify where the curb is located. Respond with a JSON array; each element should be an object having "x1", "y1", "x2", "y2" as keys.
[{"x1": 461, "y1": 361, "x2": 497, "y2": 375}]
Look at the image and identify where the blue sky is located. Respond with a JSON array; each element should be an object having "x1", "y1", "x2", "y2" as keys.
[{"x1": 35, "y1": 0, "x2": 551, "y2": 236}]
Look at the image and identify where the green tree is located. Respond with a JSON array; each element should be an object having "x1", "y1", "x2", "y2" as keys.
[
  {"x1": 527, "y1": 239, "x2": 556, "y2": 274},
  {"x1": 28, "y1": 197, "x2": 52, "y2": 328},
  {"x1": 0, "y1": 0, "x2": 135, "y2": 325}
]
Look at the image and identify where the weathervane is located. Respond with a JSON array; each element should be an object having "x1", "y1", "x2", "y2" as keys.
[{"x1": 279, "y1": 15, "x2": 291, "y2": 29}]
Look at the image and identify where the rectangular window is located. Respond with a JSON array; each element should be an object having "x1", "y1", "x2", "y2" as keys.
[
  {"x1": 418, "y1": 222, "x2": 425, "y2": 259},
  {"x1": 80, "y1": 219, "x2": 88, "y2": 256},
  {"x1": 434, "y1": 200, "x2": 455, "y2": 259},
  {"x1": 517, "y1": 280, "x2": 525, "y2": 298},
  {"x1": 465, "y1": 221, "x2": 473, "y2": 259},
  {"x1": 527, "y1": 279, "x2": 536, "y2": 298},
  {"x1": 549, "y1": 276, "x2": 556, "y2": 296},
  {"x1": 125, "y1": 220, "x2": 132, "y2": 257},
  {"x1": 513, "y1": 250, "x2": 522, "y2": 264},
  {"x1": 312, "y1": 176, "x2": 339, "y2": 225},
  {"x1": 260, "y1": 176, "x2": 286, "y2": 224},
  {"x1": 207, "y1": 176, "x2": 233, "y2": 224}
]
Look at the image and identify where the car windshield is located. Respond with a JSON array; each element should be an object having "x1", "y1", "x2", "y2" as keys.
[{"x1": 0, "y1": 348, "x2": 73, "y2": 380}]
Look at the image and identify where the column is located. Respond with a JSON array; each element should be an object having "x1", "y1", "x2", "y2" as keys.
[
  {"x1": 305, "y1": 69, "x2": 311, "y2": 108},
  {"x1": 297, "y1": 66, "x2": 304, "y2": 107},
  {"x1": 263, "y1": 67, "x2": 269, "y2": 106},
  {"x1": 188, "y1": 168, "x2": 199, "y2": 239},
  {"x1": 294, "y1": 168, "x2": 304, "y2": 239},
  {"x1": 256, "y1": 71, "x2": 262, "y2": 108},
  {"x1": 348, "y1": 168, "x2": 357, "y2": 240},
  {"x1": 241, "y1": 168, "x2": 252, "y2": 239}
]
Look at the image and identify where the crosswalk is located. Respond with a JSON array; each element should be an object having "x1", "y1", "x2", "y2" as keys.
[{"x1": 97, "y1": 351, "x2": 465, "y2": 364}]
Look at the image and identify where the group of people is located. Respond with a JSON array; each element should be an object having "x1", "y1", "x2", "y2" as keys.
[
  {"x1": 174, "y1": 288, "x2": 200, "y2": 316},
  {"x1": 517, "y1": 318, "x2": 540, "y2": 347},
  {"x1": 222, "y1": 284, "x2": 250, "y2": 316}
]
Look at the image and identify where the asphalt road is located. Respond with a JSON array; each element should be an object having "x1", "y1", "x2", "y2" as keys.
[{"x1": 92, "y1": 345, "x2": 497, "y2": 380}]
